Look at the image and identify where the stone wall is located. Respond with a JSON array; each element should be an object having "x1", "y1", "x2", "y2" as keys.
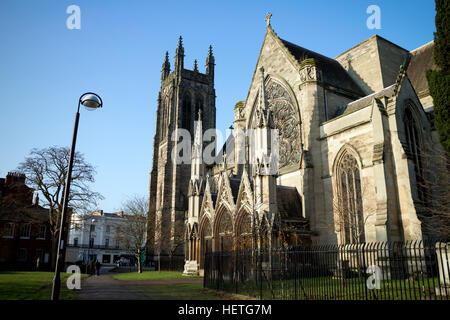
[{"x1": 335, "y1": 36, "x2": 382, "y2": 94}]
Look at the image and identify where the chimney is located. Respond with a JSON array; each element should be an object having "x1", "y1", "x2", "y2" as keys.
[
  {"x1": 33, "y1": 193, "x2": 39, "y2": 206},
  {"x1": 6, "y1": 172, "x2": 26, "y2": 185}
]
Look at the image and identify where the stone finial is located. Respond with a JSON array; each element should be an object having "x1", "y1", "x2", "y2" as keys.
[
  {"x1": 206, "y1": 45, "x2": 215, "y2": 65},
  {"x1": 163, "y1": 51, "x2": 170, "y2": 68},
  {"x1": 265, "y1": 12, "x2": 272, "y2": 27},
  {"x1": 197, "y1": 106, "x2": 202, "y2": 121},
  {"x1": 259, "y1": 66, "x2": 268, "y2": 111},
  {"x1": 175, "y1": 36, "x2": 185, "y2": 72},
  {"x1": 161, "y1": 51, "x2": 171, "y2": 80},
  {"x1": 222, "y1": 151, "x2": 227, "y2": 171},
  {"x1": 193, "y1": 59, "x2": 198, "y2": 72},
  {"x1": 176, "y1": 36, "x2": 184, "y2": 57},
  {"x1": 206, "y1": 45, "x2": 215, "y2": 78},
  {"x1": 255, "y1": 66, "x2": 273, "y2": 129}
]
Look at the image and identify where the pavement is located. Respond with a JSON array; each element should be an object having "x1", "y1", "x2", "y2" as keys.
[
  {"x1": 77, "y1": 274, "x2": 151, "y2": 300},
  {"x1": 76, "y1": 273, "x2": 203, "y2": 300}
]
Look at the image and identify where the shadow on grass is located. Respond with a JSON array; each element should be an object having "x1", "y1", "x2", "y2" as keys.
[
  {"x1": 0, "y1": 271, "x2": 88, "y2": 300},
  {"x1": 134, "y1": 283, "x2": 254, "y2": 300}
]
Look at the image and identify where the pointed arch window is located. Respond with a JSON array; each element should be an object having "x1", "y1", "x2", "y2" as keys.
[
  {"x1": 199, "y1": 218, "x2": 212, "y2": 268},
  {"x1": 182, "y1": 93, "x2": 192, "y2": 131},
  {"x1": 216, "y1": 210, "x2": 233, "y2": 251},
  {"x1": 160, "y1": 98, "x2": 170, "y2": 140},
  {"x1": 335, "y1": 152, "x2": 364, "y2": 244},
  {"x1": 404, "y1": 108, "x2": 426, "y2": 203},
  {"x1": 195, "y1": 95, "x2": 204, "y2": 122},
  {"x1": 236, "y1": 212, "x2": 252, "y2": 250}
]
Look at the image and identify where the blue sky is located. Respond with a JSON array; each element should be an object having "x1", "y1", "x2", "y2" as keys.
[{"x1": 0, "y1": 0, "x2": 436, "y2": 212}]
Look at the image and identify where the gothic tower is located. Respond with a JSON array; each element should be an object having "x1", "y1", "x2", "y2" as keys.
[{"x1": 147, "y1": 37, "x2": 216, "y2": 260}]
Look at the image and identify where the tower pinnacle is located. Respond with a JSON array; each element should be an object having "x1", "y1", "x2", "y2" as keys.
[
  {"x1": 175, "y1": 36, "x2": 185, "y2": 73},
  {"x1": 161, "y1": 51, "x2": 170, "y2": 80},
  {"x1": 206, "y1": 45, "x2": 215, "y2": 80},
  {"x1": 193, "y1": 59, "x2": 198, "y2": 72}
]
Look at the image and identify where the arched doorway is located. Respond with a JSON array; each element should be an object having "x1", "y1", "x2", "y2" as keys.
[
  {"x1": 236, "y1": 211, "x2": 253, "y2": 250},
  {"x1": 215, "y1": 209, "x2": 234, "y2": 252},
  {"x1": 199, "y1": 217, "x2": 212, "y2": 268}
]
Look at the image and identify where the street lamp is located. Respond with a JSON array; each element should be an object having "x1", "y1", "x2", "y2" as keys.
[
  {"x1": 51, "y1": 92, "x2": 103, "y2": 300},
  {"x1": 87, "y1": 218, "x2": 96, "y2": 272}
]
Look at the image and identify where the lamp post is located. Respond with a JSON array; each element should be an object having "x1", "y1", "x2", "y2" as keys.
[
  {"x1": 51, "y1": 92, "x2": 103, "y2": 301},
  {"x1": 87, "y1": 218, "x2": 96, "y2": 273}
]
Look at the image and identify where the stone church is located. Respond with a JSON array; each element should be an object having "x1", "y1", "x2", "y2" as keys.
[{"x1": 146, "y1": 15, "x2": 440, "y2": 275}]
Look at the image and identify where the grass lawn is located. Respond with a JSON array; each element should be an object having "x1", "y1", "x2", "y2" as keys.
[
  {"x1": 212, "y1": 276, "x2": 442, "y2": 300},
  {"x1": 0, "y1": 271, "x2": 88, "y2": 300},
  {"x1": 113, "y1": 271, "x2": 201, "y2": 281},
  {"x1": 135, "y1": 282, "x2": 254, "y2": 300}
]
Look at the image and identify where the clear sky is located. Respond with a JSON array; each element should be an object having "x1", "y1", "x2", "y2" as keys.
[{"x1": 0, "y1": 0, "x2": 436, "y2": 212}]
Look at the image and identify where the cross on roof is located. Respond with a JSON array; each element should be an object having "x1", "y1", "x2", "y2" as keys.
[{"x1": 265, "y1": 12, "x2": 272, "y2": 27}]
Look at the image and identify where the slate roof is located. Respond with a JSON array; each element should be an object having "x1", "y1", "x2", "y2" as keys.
[
  {"x1": 280, "y1": 39, "x2": 366, "y2": 97},
  {"x1": 276, "y1": 185, "x2": 304, "y2": 220},
  {"x1": 407, "y1": 41, "x2": 437, "y2": 95},
  {"x1": 211, "y1": 193, "x2": 218, "y2": 207},
  {"x1": 333, "y1": 84, "x2": 396, "y2": 118},
  {"x1": 0, "y1": 204, "x2": 48, "y2": 222},
  {"x1": 103, "y1": 212, "x2": 124, "y2": 219},
  {"x1": 229, "y1": 178, "x2": 241, "y2": 203},
  {"x1": 215, "y1": 134, "x2": 235, "y2": 163}
]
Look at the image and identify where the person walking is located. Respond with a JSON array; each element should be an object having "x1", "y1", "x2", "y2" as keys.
[
  {"x1": 90, "y1": 259, "x2": 95, "y2": 275},
  {"x1": 95, "y1": 260, "x2": 101, "y2": 276}
]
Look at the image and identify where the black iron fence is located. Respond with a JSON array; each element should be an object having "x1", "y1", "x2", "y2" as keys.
[
  {"x1": 204, "y1": 241, "x2": 450, "y2": 300},
  {"x1": 151, "y1": 254, "x2": 185, "y2": 271}
]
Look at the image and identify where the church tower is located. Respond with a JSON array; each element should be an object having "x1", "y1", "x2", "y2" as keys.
[{"x1": 147, "y1": 38, "x2": 216, "y2": 260}]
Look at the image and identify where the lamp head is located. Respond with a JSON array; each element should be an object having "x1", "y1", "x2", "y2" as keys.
[{"x1": 80, "y1": 93, "x2": 102, "y2": 111}]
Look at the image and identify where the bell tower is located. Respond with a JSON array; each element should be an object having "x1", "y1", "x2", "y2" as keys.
[{"x1": 147, "y1": 38, "x2": 216, "y2": 262}]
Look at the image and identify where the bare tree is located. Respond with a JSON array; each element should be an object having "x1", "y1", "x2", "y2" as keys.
[
  {"x1": 147, "y1": 211, "x2": 185, "y2": 271},
  {"x1": 17, "y1": 146, "x2": 103, "y2": 268},
  {"x1": 168, "y1": 219, "x2": 185, "y2": 267},
  {"x1": 115, "y1": 195, "x2": 148, "y2": 273},
  {"x1": 332, "y1": 194, "x2": 375, "y2": 245},
  {"x1": 416, "y1": 146, "x2": 450, "y2": 239}
]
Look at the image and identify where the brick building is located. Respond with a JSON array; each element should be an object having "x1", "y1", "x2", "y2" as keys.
[{"x1": 0, "y1": 172, "x2": 52, "y2": 270}]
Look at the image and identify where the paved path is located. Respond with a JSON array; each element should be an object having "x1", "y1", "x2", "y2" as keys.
[
  {"x1": 77, "y1": 274, "x2": 151, "y2": 300},
  {"x1": 77, "y1": 274, "x2": 203, "y2": 300}
]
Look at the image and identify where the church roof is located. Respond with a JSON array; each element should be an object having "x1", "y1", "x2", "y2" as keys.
[
  {"x1": 276, "y1": 185, "x2": 303, "y2": 220},
  {"x1": 280, "y1": 39, "x2": 366, "y2": 97},
  {"x1": 211, "y1": 192, "x2": 218, "y2": 207},
  {"x1": 229, "y1": 178, "x2": 241, "y2": 203},
  {"x1": 334, "y1": 84, "x2": 396, "y2": 118},
  {"x1": 216, "y1": 133, "x2": 235, "y2": 162},
  {"x1": 407, "y1": 41, "x2": 437, "y2": 95},
  {"x1": 0, "y1": 204, "x2": 48, "y2": 222}
]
